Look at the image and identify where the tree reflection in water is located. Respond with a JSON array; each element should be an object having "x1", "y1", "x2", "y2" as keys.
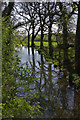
[{"x1": 15, "y1": 46, "x2": 80, "y2": 118}]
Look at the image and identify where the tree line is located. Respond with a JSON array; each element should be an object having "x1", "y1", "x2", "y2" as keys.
[{"x1": 2, "y1": 1, "x2": 80, "y2": 76}]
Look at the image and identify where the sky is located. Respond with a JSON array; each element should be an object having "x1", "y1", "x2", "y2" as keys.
[
  {"x1": 12, "y1": 2, "x2": 77, "y2": 36},
  {"x1": 2, "y1": 0, "x2": 79, "y2": 2},
  {"x1": 2, "y1": 1, "x2": 78, "y2": 36}
]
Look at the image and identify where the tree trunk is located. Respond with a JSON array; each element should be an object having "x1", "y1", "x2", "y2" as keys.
[
  {"x1": 2, "y1": 2, "x2": 14, "y2": 18},
  {"x1": 62, "y1": 19, "x2": 68, "y2": 68},
  {"x1": 48, "y1": 23, "x2": 53, "y2": 58},
  {"x1": 63, "y1": 21, "x2": 68, "y2": 49},
  {"x1": 31, "y1": 20, "x2": 35, "y2": 47},
  {"x1": 28, "y1": 31, "x2": 30, "y2": 48},
  {"x1": 75, "y1": 1, "x2": 80, "y2": 76},
  {"x1": 40, "y1": 25, "x2": 44, "y2": 49}
]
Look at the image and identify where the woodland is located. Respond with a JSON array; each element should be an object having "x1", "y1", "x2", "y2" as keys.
[{"x1": 1, "y1": 1, "x2": 80, "y2": 118}]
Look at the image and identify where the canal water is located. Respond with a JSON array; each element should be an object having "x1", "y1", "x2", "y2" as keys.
[{"x1": 15, "y1": 45, "x2": 80, "y2": 118}]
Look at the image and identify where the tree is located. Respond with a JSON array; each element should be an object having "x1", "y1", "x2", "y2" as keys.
[
  {"x1": 75, "y1": 1, "x2": 80, "y2": 76},
  {"x1": 37, "y1": 2, "x2": 48, "y2": 49},
  {"x1": 47, "y1": 2, "x2": 54, "y2": 58},
  {"x1": 58, "y1": 2, "x2": 76, "y2": 49},
  {"x1": 2, "y1": 2, "x2": 14, "y2": 19},
  {"x1": 46, "y1": 2, "x2": 57, "y2": 58},
  {"x1": 14, "y1": 2, "x2": 41, "y2": 47}
]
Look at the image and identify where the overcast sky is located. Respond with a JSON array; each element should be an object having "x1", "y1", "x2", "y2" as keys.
[
  {"x1": 12, "y1": 2, "x2": 77, "y2": 36},
  {"x1": 2, "y1": 0, "x2": 79, "y2": 2}
]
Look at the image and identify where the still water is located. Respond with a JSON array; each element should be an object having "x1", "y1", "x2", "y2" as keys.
[{"x1": 15, "y1": 45, "x2": 80, "y2": 118}]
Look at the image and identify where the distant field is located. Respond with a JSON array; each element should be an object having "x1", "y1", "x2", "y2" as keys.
[
  {"x1": 31, "y1": 41, "x2": 57, "y2": 48},
  {"x1": 30, "y1": 41, "x2": 57, "y2": 47}
]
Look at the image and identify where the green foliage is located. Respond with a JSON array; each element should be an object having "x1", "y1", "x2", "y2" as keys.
[
  {"x1": 43, "y1": 34, "x2": 48, "y2": 41},
  {"x1": 73, "y1": 74, "x2": 80, "y2": 89},
  {"x1": 0, "y1": 17, "x2": 2, "y2": 119},
  {"x1": 2, "y1": 19, "x2": 42, "y2": 118},
  {"x1": 35, "y1": 35, "x2": 41, "y2": 40},
  {"x1": 3, "y1": 96, "x2": 42, "y2": 118}
]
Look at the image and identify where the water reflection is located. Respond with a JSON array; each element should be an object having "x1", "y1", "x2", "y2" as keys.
[{"x1": 15, "y1": 46, "x2": 79, "y2": 118}]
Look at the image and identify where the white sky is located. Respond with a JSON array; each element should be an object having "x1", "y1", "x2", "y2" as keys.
[
  {"x1": 2, "y1": 0, "x2": 79, "y2": 2},
  {"x1": 2, "y1": 1, "x2": 78, "y2": 36}
]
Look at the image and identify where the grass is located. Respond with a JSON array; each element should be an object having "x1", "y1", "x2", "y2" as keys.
[
  {"x1": 29, "y1": 41, "x2": 58, "y2": 48},
  {"x1": 29, "y1": 34, "x2": 57, "y2": 48},
  {"x1": 14, "y1": 33, "x2": 58, "y2": 48},
  {"x1": 29, "y1": 41, "x2": 48, "y2": 47}
]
